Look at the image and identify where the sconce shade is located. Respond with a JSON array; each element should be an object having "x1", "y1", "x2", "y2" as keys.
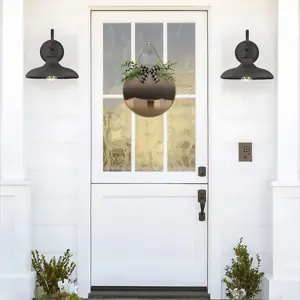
[
  {"x1": 221, "y1": 30, "x2": 273, "y2": 80},
  {"x1": 26, "y1": 63, "x2": 79, "y2": 79},
  {"x1": 26, "y1": 29, "x2": 79, "y2": 79},
  {"x1": 221, "y1": 60, "x2": 274, "y2": 80}
]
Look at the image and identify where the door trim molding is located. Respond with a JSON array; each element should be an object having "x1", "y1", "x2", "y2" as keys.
[{"x1": 89, "y1": 6, "x2": 211, "y2": 11}]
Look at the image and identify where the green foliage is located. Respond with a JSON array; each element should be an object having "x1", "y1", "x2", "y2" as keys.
[
  {"x1": 121, "y1": 61, "x2": 177, "y2": 83},
  {"x1": 35, "y1": 292, "x2": 82, "y2": 300},
  {"x1": 31, "y1": 249, "x2": 76, "y2": 295},
  {"x1": 223, "y1": 238, "x2": 264, "y2": 300}
]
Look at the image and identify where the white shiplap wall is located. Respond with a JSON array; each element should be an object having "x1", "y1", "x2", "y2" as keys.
[{"x1": 24, "y1": 0, "x2": 277, "y2": 298}]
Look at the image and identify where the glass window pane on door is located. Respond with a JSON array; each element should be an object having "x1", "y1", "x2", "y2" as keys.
[
  {"x1": 103, "y1": 24, "x2": 131, "y2": 94},
  {"x1": 167, "y1": 23, "x2": 195, "y2": 94},
  {"x1": 167, "y1": 23, "x2": 196, "y2": 171},
  {"x1": 102, "y1": 23, "x2": 131, "y2": 172},
  {"x1": 136, "y1": 116, "x2": 164, "y2": 171},
  {"x1": 103, "y1": 98, "x2": 132, "y2": 171},
  {"x1": 135, "y1": 23, "x2": 164, "y2": 172},
  {"x1": 167, "y1": 98, "x2": 195, "y2": 171},
  {"x1": 135, "y1": 23, "x2": 163, "y2": 65}
]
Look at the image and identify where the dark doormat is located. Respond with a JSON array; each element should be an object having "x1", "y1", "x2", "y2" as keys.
[{"x1": 88, "y1": 286, "x2": 210, "y2": 299}]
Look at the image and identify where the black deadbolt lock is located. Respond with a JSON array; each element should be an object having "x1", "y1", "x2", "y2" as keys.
[{"x1": 198, "y1": 166, "x2": 206, "y2": 177}]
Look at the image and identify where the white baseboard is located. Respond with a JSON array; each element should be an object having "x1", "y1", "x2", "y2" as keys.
[
  {"x1": 263, "y1": 274, "x2": 300, "y2": 300},
  {"x1": 0, "y1": 271, "x2": 36, "y2": 300}
]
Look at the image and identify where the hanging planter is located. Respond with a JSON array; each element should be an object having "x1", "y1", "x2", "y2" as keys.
[{"x1": 122, "y1": 41, "x2": 176, "y2": 118}]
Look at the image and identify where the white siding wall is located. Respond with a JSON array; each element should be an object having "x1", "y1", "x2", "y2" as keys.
[
  {"x1": 24, "y1": 0, "x2": 80, "y2": 277},
  {"x1": 24, "y1": 0, "x2": 277, "y2": 297}
]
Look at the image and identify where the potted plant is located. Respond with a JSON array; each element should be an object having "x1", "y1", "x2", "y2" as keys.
[
  {"x1": 223, "y1": 237, "x2": 264, "y2": 300},
  {"x1": 121, "y1": 41, "x2": 177, "y2": 117},
  {"x1": 31, "y1": 249, "x2": 82, "y2": 300}
]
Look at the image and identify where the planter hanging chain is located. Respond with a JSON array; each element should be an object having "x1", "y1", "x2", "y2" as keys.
[{"x1": 136, "y1": 41, "x2": 165, "y2": 84}]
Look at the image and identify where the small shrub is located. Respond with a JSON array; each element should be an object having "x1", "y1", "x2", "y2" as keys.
[
  {"x1": 223, "y1": 237, "x2": 264, "y2": 300},
  {"x1": 32, "y1": 249, "x2": 76, "y2": 295}
]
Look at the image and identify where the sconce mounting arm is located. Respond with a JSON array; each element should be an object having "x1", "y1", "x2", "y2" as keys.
[
  {"x1": 234, "y1": 29, "x2": 259, "y2": 63},
  {"x1": 40, "y1": 28, "x2": 64, "y2": 63}
]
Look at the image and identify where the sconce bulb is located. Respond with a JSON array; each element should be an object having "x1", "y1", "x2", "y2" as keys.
[
  {"x1": 241, "y1": 76, "x2": 252, "y2": 83},
  {"x1": 46, "y1": 76, "x2": 57, "y2": 83}
]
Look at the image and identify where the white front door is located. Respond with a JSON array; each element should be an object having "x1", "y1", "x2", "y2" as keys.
[{"x1": 91, "y1": 10, "x2": 208, "y2": 287}]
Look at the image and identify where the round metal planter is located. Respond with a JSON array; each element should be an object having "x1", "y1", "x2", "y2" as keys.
[{"x1": 123, "y1": 78, "x2": 176, "y2": 117}]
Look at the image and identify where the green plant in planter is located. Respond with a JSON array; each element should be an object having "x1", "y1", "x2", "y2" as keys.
[
  {"x1": 121, "y1": 61, "x2": 177, "y2": 83},
  {"x1": 31, "y1": 249, "x2": 76, "y2": 296},
  {"x1": 223, "y1": 237, "x2": 264, "y2": 300}
]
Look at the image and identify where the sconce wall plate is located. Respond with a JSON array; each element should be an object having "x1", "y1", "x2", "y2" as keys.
[
  {"x1": 26, "y1": 29, "x2": 79, "y2": 80},
  {"x1": 221, "y1": 29, "x2": 273, "y2": 80}
]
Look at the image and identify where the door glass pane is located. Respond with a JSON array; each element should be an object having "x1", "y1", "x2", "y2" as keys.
[
  {"x1": 135, "y1": 23, "x2": 163, "y2": 65},
  {"x1": 135, "y1": 23, "x2": 164, "y2": 171},
  {"x1": 136, "y1": 116, "x2": 164, "y2": 171},
  {"x1": 103, "y1": 98, "x2": 131, "y2": 171},
  {"x1": 167, "y1": 23, "x2": 195, "y2": 94},
  {"x1": 103, "y1": 24, "x2": 131, "y2": 94},
  {"x1": 168, "y1": 98, "x2": 195, "y2": 171}
]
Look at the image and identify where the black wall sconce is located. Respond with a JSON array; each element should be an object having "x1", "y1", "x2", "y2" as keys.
[
  {"x1": 26, "y1": 29, "x2": 79, "y2": 82},
  {"x1": 221, "y1": 30, "x2": 273, "y2": 82}
]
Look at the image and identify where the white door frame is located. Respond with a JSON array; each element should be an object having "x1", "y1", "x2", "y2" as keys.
[{"x1": 76, "y1": 4, "x2": 221, "y2": 299}]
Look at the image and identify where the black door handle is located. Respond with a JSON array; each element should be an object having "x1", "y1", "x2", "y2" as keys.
[{"x1": 198, "y1": 190, "x2": 206, "y2": 221}]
